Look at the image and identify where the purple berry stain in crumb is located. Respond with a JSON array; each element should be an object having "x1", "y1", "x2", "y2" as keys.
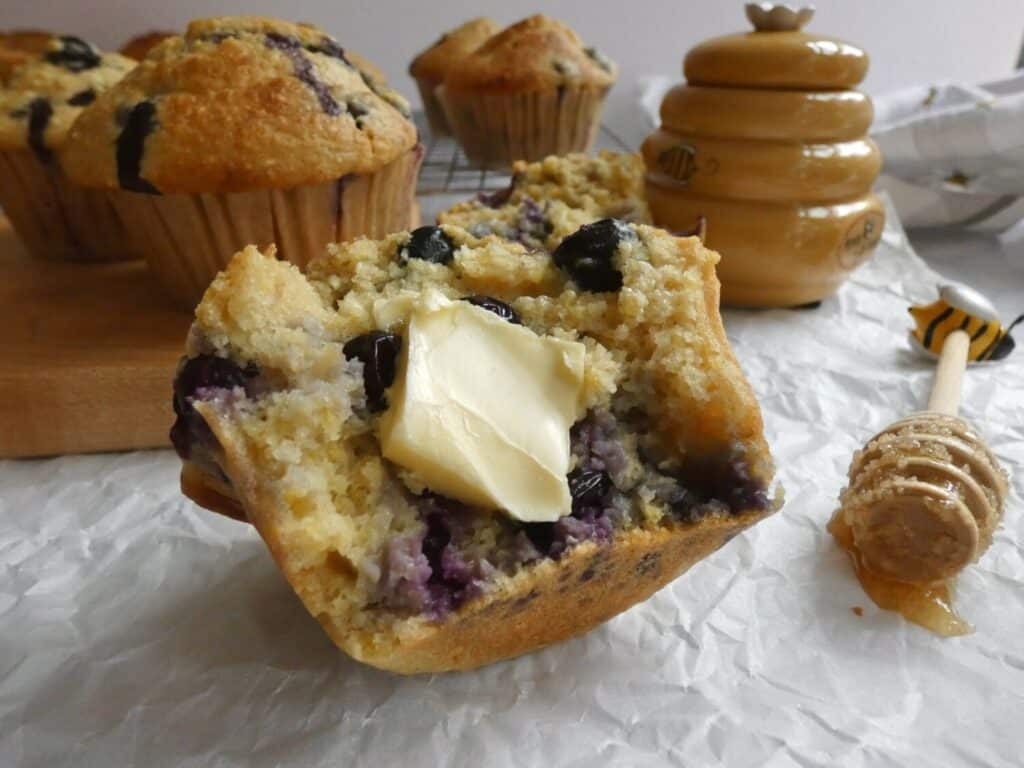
[
  {"x1": 508, "y1": 197, "x2": 553, "y2": 248},
  {"x1": 116, "y1": 100, "x2": 160, "y2": 194},
  {"x1": 44, "y1": 36, "x2": 101, "y2": 72},
  {"x1": 380, "y1": 496, "x2": 485, "y2": 618},
  {"x1": 170, "y1": 355, "x2": 259, "y2": 460},
  {"x1": 264, "y1": 33, "x2": 343, "y2": 116},
  {"x1": 522, "y1": 468, "x2": 616, "y2": 561},
  {"x1": 400, "y1": 226, "x2": 455, "y2": 265},
  {"x1": 462, "y1": 295, "x2": 521, "y2": 324},
  {"x1": 25, "y1": 98, "x2": 53, "y2": 164},
  {"x1": 571, "y1": 409, "x2": 630, "y2": 487},
  {"x1": 674, "y1": 452, "x2": 770, "y2": 519},
  {"x1": 646, "y1": 449, "x2": 769, "y2": 523},
  {"x1": 342, "y1": 331, "x2": 401, "y2": 413},
  {"x1": 552, "y1": 218, "x2": 630, "y2": 292},
  {"x1": 376, "y1": 409, "x2": 771, "y2": 618}
]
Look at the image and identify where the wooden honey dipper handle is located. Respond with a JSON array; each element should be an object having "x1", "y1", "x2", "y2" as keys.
[{"x1": 927, "y1": 329, "x2": 970, "y2": 415}]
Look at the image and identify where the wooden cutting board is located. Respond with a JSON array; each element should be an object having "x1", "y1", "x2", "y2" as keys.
[{"x1": 0, "y1": 217, "x2": 192, "y2": 458}]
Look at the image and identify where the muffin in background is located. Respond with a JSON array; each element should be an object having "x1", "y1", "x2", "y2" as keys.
[
  {"x1": 61, "y1": 16, "x2": 422, "y2": 307},
  {"x1": 346, "y1": 49, "x2": 388, "y2": 88},
  {"x1": 439, "y1": 151, "x2": 650, "y2": 252},
  {"x1": 409, "y1": 17, "x2": 499, "y2": 136},
  {"x1": 119, "y1": 31, "x2": 175, "y2": 61},
  {"x1": 0, "y1": 35, "x2": 137, "y2": 261},
  {"x1": 0, "y1": 30, "x2": 54, "y2": 81},
  {"x1": 439, "y1": 15, "x2": 616, "y2": 168}
]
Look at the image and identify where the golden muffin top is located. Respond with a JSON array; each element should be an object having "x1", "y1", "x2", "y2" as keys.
[
  {"x1": 61, "y1": 16, "x2": 418, "y2": 195},
  {"x1": 119, "y1": 31, "x2": 176, "y2": 61},
  {"x1": 0, "y1": 35, "x2": 134, "y2": 158},
  {"x1": 442, "y1": 15, "x2": 616, "y2": 93},
  {"x1": 409, "y1": 17, "x2": 500, "y2": 82}
]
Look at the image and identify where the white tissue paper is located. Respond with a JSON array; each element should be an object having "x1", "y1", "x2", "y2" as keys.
[{"x1": 1, "y1": 204, "x2": 1022, "y2": 767}]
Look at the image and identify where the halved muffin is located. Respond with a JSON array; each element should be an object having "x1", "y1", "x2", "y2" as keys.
[
  {"x1": 172, "y1": 221, "x2": 779, "y2": 673},
  {"x1": 439, "y1": 151, "x2": 651, "y2": 251}
]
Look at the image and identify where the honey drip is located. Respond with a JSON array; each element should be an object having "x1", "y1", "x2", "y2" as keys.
[{"x1": 828, "y1": 513, "x2": 972, "y2": 637}]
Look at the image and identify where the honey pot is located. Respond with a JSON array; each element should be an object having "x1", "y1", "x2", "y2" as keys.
[{"x1": 642, "y1": 3, "x2": 884, "y2": 307}]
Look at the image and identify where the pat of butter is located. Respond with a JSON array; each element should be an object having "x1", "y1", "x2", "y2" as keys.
[{"x1": 379, "y1": 293, "x2": 586, "y2": 523}]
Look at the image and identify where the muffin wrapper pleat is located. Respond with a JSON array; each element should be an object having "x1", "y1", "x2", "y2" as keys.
[
  {"x1": 109, "y1": 144, "x2": 424, "y2": 308},
  {"x1": 440, "y1": 86, "x2": 606, "y2": 168},
  {"x1": 413, "y1": 77, "x2": 450, "y2": 137},
  {"x1": 0, "y1": 150, "x2": 139, "y2": 262}
]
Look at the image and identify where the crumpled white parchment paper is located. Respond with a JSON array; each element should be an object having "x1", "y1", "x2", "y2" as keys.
[{"x1": 1, "y1": 204, "x2": 1022, "y2": 768}]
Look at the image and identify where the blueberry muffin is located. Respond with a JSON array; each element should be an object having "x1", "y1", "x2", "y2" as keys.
[
  {"x1": 439, "y1": 151, "x2": 650, "y2": 251},
  {"x1": 171, "y1": 220, "x2": 779, "y2": 673},
  {"x1": 0, "y1": 30, "x2": 54, "y2": 81},
  {"x1": 118, "y1": 31, "x2": 175, "y2": 61},
  {"x1": 61, "y1": 16, "x2": 422, "y2": 307},
  {"x1": 0, "y1": 35, "x2": 137, "y2": 261},
  {"x1": 345, "y1": 49, "x2": 389, "y2": 89},
  {"x1": 439, "y1": 15, "x2": 616, "y2": 167},
  {"x1": 409, "y1": 17, "x2": 500, "y2": 136}
]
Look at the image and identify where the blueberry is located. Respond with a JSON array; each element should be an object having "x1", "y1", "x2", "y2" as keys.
[
  {"x1": 67, "y1": 89, "x2": 96, "y2": 107},
  {"x1": 265, "y1": 33, "x2": 342, "y2": 116},
  {"x1": 305, "y1": 37, "x2": 351, "y2": 66},
  {"x1": 343, "y1": 331, "x2": 402, "y2": 413},
  {"x1": 116, "y1": 100, "x2": 160, "y2": 194},
  {"x1": 462, "y1": 295, "x2": 521, "y2": 324},
  {"x1": 509, "y1": 197, "x2": 552, "y2": 247},
  {"x1": 568, "y1": 468, "x2": 612, "y2": 511},
  {"x1": 400, "y1": 226, "x2": 455, "y2": 265},
  {"x1": 523, "y1": 521, "x2": 556, "y2": 558},
  {"x1": 552, "y1": 218, "x2": 629, "y2": 292},
  {"x1": 584, "y1": 46, "x2": 614, "y2": 73},
  {"x1": 477, "y1": 176, "x2": 516, "y2": 207},
  {"x1": 170, "y1": 355, "x2": 258, "y2": 459},
  {"x1": 25, "y1": 98, "x2": 53, "y2": 164},
  {"x1": 44, "y1": 36, "x2": 101, "y2": 72},
  {"x1": 345, "y1": 98, "x2": 369, "y2": 127}
]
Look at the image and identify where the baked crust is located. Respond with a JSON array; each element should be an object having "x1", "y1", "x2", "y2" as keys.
[
  {"x1": 0, "y1": 30, "x2": 53, "y2": 81},
  {"x1": 442, "y1": 15, "x2": 616, "y2": 93},
  {"x1": 119, "y1": 31, "x2": 175, "y2": 61},
  {"x1": 185, "y1": 451, "x2": 770, "y2": 673},
  {"x1": 408, "y1": 17, "x2": 500, "y2": 83},
  {"x1": 177, "y1": 228, "x2": 778, "y2": 674},
  {"x1": 0, "y1": 37, "x2": 134, "y2": 151},
  {"x1": 345, "y1": 50, "x2": 388, "y2": 88},
  {"x1": 438, "y1": 151, "x2": 651, "y2": 251},
  {"x1": 61, "y1": 16, "x2": 417, "y2": 194}
]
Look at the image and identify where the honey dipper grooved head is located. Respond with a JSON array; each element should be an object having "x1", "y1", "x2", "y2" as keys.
[{"x1": 839, "y1": 411, "x2": 1007, "y2": 583}]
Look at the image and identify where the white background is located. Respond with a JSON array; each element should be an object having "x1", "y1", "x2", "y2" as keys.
[{"x1": 5, "y1": 0, "x2": 1024, "y2": 101}]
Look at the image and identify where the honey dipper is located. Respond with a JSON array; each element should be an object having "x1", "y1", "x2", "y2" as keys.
[{"x1": 829, "y1": 329, "x2": 1009, "y2": 635}]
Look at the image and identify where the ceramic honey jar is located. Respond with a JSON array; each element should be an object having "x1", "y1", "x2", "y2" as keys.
[{"x1": 642, "y1": 3, "x2": 884, "y2": 307}]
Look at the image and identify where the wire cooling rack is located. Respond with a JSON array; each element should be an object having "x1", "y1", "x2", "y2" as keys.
[{"x1": 414, "y1": 112, "x2": 633, "y2": 198}]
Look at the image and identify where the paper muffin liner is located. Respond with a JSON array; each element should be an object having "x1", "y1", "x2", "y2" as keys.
[
  {"x1": 0, "y1": 149, "x2": 138, "y2": 262},
  {"x1": 413, "y1": 76, "x2": 450, "y2": 137},
  {"x1": 110, "y1": 144, "x2": 424, "y2": 308},
  {"x1": 440, "y1": 86, "x2": 606, "y2": 168}
]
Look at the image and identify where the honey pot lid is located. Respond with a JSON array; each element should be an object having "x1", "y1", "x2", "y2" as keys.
[{"x1": 684, "y1": 4, "x2": 868, "y2": 90}]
